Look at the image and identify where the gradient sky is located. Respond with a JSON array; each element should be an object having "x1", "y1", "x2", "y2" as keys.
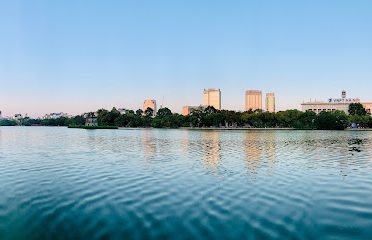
[{"x1": 1, "y1": 0, "x2": 372, "y2": 117}]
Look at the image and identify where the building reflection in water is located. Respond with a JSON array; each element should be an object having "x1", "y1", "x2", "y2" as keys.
[
  {"x1": 180, "y1": 129, "x2": 191, "y2": 156},
  {"x1": 264, "y1": 131, "x2": 277, "y2": 175},
  {"x1": 142, "y1": 129, "x2": 157, "y2": 161},
  {"x1": 340, "y1": 137, "x2": 365, "y2": 177},
  {"x1": 244, "y1": 131, "x2": 263, "y2": 176},
  {"x1": 348, "y1": 138, "x2": 363, "y2": 153},
  {"x1": 244, "y1": 131, "x2": 277, "y2": 177},
  {"x1": 297, "y1": 132, "x2": 367, "y2": 178},
  {"x1": 201, "y1": 131, "x2": 221, "y2": 171}
]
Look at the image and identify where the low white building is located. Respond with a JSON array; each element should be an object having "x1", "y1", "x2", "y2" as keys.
[
  {"x1": 118, "y1": 108, "x2": 130, "y2": 115},
  {"x1": 43, "y1": 112, "x2": 68, "y2": 119},
  {"x1": 12, "y1": 114, "x2": 24, "y2": 120},
  {"x1": 83, "y1": 112, "x2": 98, "y2": 118},
  {"x1": 302, "y1": 91, "x2": 372, "y2": 115}
]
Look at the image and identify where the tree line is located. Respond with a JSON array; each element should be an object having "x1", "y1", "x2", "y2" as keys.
[
  {"x1": 1, "y1": 103, "x2": 371, "y2": 130},
  {"x1": 0, "y1": 115, "x2": 85, "y2": 127}
]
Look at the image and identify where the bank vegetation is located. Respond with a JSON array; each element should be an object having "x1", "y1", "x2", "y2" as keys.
[{"x1": 1, "y1": 103, "x2": 371, "y2": 130}]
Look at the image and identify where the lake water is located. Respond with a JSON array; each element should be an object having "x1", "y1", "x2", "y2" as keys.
[{"x1": 0, "y1": 127, "x2": 372, "y2": 239}]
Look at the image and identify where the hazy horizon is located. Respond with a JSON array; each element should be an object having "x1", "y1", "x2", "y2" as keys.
[{"x1": 1, "y1": 0, "x2": 372, "y2": 118}]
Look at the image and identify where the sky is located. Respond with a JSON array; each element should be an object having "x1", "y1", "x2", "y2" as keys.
[{"x1": 1, "y1": 0, "x2": 372, "y2": 117}]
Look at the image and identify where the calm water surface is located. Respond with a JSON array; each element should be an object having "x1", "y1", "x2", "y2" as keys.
[{"x1": 0, "y1": 127, "x2": 372, "y2": 239}]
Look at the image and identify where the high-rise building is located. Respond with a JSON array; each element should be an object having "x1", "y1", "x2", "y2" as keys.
[
  {"x1": 266, "y1": 93, "x2": 276, "y2": 113},
  {"x1": 143, "y1": 99, "x2": 157, "y2": 115},
  {"x1": 182, "y1": 105, "x2": 205, "y2": 116},
  {"x1": 182, "y1": 106, "x2": 195, "y2": 116},
  {"x1": 245, "y1": 90, "x2": 262, "y2": 111},
  {"x1": 203, "y1": 88, "x2": 221, "y2": 110}
]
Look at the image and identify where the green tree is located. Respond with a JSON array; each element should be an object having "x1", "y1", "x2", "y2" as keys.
[
  {"x1": 348, "y1": 103, "x2": 367, "y2": 116},
  {"x1": 97, "y1": 109, "x2": 111, "y2": 126},
  {"x1": 144, "y1": 107, "x2": 154, "y2": 117},
  {"x1": 294, "y1": 111, "x2": 317, "y2": 129},
  {"x1": 136, "y1": 109, "x2": 144, "y2": 116},
  {"x1": 69, "y1": 115, "x2": 85, "y2": 126},
  {"x1": 276, "y1": 110, "x2": 302, "y2": 128},
  {"x1": 368, "y1": 117, "x2": 372, "y2": 128},
  {"x1": 189, "y1": 109, "x2": 203, "y2": 127},
  {"x1": 130, "y1": 115, "x2": 144, "y2": 127},
  {"x1": 204, "y1": 106, "x2": 217, "y2": 114},
  {"x1": 156, "y1": 108, "x2": 172, "y2": 117},
  {"x1": 152, "y1": 108, "x2": 183, "y2": 128},
  {"x1": 315, "y1": 111, "x2": 348, "y2": 130},
  {"x1": 348, "y1": 115, "x2": 370, "y2": 128},
  {"x1": 0, "y1": 119, "x2": 17, "y2": 126},
  {"x1": 223, "y1": 110, "x2": 241, "y2": 127}
]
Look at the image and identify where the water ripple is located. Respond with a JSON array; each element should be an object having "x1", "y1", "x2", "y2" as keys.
[{"x1": 0, "y1": 127, "x2": 372, "y2": 239}]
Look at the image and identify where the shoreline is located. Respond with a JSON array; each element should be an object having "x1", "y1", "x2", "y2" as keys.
[
  {"x1": 2, "y1": 125, "x2": 372, "y2": 131},
  {"x1": 180, "y1": 127, "x2": 295, "y2": 131}
]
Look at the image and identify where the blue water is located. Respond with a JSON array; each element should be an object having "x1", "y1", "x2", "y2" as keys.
[{"x1": 0, "y1": 127, "x2": 372, "y2": 239}]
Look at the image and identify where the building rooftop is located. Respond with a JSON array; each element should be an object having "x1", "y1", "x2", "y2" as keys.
[
  {"x1": 245, "y1": 90, "x2": 262, "y2": 94},
  {"x1": 302, "y1": 101, "x2": 348, "y2": 105},
  {"x1": 203, "y1": 88, "x2": 220, "y2": 92}
]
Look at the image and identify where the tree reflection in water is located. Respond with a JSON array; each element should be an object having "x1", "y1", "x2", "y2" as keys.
[{"x1": 348, "y1": 138, "x2": 363, "y2": 153}]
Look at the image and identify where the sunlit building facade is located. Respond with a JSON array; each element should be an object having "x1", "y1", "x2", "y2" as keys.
[
  {"x1": 266, "y1": 93, "x2": 275, "y2": 113},
  {"x1": 143, "y1": 99, "x2": 157, "y2": 115},
  {"x1": 245, "y1": 90, "x2": 262, "y2": 111},
  {"x1": 301, "y1": 91, "x2": 372, "y2": 115},
  {"x1": 203, "y1": 89, "x2": 221, "y2": 110},
  {"x1": 182, "y1": 106, "x2": 204, "y2": 116}
]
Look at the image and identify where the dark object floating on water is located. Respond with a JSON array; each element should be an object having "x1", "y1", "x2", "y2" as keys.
[{"x1": 348, "y1": 146, "x2": 361, "y2": 152}]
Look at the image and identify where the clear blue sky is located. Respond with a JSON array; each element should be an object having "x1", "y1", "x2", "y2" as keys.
[{"x1": 1, "y1": 0, "x2": 372, "y2": 117}]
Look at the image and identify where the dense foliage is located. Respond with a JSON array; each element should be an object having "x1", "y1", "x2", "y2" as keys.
[
  {"x1": 1, "y1": 103, "x2": 371, "y2": 130},
  {"x1": 348, "y1": 103, "x2": 367, "y2": 116},
  {"x1": 315, "y1": 111, "x2": 348, "y2": 130},
  {"x1": 0, "y1": 119, "x2": 17, "y2": 126},
  {"x1": 0, "y1": 116, "x2": 85, "y2": 126}
]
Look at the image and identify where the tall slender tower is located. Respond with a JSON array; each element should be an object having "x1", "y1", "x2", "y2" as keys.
[
  {"x1": 203, "y1": 89, "x2": 221, "y2": 110},
  {"x1": 266, "y1": 93, "x2": 275, "y2": 113},
  {"x1": 245, "y1": 90, "x2": 262, "y2": 111}
]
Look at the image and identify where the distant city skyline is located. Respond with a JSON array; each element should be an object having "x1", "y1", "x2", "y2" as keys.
[
  {"x1": 1, "y1": 1, "x2": 372, "y2": 117},
  {"x1": 2, "y1": 88, "x2": 372, "y2": 118}
]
